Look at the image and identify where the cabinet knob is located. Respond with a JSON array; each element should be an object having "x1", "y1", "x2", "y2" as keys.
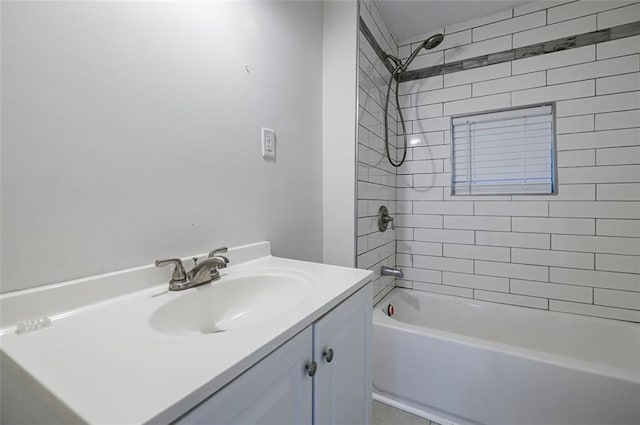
[
  {"x1": 323, "y1": 348, "x2": 334, "y2": 363},
  {"x1": 306, "y1": 361, "x2": 317, "y2": 377}
]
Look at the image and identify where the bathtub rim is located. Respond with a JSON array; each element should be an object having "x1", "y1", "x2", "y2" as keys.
[
  {"x1": 373, "y1": 393, "x2": 465, "y2": 425},
  {"x1": 374, "y1": 287, "x2": 640, "y2": 385}
]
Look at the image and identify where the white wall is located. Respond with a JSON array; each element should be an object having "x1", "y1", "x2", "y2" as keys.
[
  {"x1": 357, "y1": 0, "x2": 399, "y2": 302},
  {"x1": 0, "y1": 2, "x2": 3, "y2": 294},
  {"x1": 394, "y1": 0, "x2": 640, "y2": 322},
  {"x1": 322, "y1": 0, "x2": 358, "y2": 268},
  {"x1": 1, "y1": 1, "x2": 323, "y2": 292}
]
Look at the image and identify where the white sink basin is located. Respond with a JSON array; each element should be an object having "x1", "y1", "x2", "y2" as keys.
[{"x1": 150, "y1": 271, "x2": 313, "y2": 336}]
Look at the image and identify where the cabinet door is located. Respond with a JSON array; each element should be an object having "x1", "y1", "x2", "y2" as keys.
[
  {"x1": 175, "y1": 327, "x2": 313, "y2": 425},
  {"x1": 313, "y1": 284, "x2": 372, "y2": 425}
]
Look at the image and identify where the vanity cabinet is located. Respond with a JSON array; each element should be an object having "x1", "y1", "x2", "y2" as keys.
[
  {"x1": 175, "y1": 284, "x2": 372, "y2": 425},
  {"x1": 314, "y1": 283, "x2": 372, "y2": 425},
  {"x1": 175, "y1": 327, "x2": 313, "y2": 425}
]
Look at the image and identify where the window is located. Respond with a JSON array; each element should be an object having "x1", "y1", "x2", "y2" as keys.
[{"x1": 451, "y1": 104, "x2": 556, "y2": 196}]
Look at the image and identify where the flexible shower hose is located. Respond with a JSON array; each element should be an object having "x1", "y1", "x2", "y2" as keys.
[{"x1": 384, "y1": 69, "x2": 409, "y2": 167}]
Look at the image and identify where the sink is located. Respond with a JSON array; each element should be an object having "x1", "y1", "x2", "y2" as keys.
[{"x1": 149, "y1": 271, "x2": 313, "y2": 336}]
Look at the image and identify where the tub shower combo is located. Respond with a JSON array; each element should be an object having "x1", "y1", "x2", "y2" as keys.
[{"x1": 370, "y1": 27, "x2": 640, "y2": 425}]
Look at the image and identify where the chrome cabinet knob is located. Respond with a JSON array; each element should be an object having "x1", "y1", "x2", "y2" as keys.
[
  {"x1": 323, "y1": 348, "x2": 334, "y2": 363},
  {"x1": 306, "y1": 361, "x2": 317, "y2": 377}
]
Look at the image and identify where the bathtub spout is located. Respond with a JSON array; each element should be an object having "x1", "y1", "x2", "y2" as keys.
[{"x1": 381, "y1": 266, "x2": 404, "y2": 279}]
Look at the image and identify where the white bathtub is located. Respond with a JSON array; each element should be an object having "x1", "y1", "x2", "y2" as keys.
[{"x1": 372, "y1": 288, "x2": 640, "y2": 425}]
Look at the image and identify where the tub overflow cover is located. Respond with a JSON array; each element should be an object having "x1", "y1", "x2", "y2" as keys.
[{"x1": 386, "y1": 304, "x2": 395, "y2": 317}]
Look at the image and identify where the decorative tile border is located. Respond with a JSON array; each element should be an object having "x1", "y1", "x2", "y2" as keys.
[
  {"x1": 360, "y1": 17, "x2": 640, "y2": 83},
  {"x1": 359, "y1": 16, "x2": 396, "y2": 75},
  {"x1": 399, "y1": 21, "x2": 640, "y2": 82}
]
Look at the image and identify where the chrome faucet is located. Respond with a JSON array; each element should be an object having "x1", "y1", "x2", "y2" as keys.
[
  {"x1": 156, "y1": 247, "x2": 230, "y2": 291},
  {"x1": 381, "y1": 265, "x2": 404, "y2": 279}
]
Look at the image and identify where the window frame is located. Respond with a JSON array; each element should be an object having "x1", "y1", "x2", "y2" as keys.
[{"x1": 449, "y1": 102, "x2": 559, "y2": 197}]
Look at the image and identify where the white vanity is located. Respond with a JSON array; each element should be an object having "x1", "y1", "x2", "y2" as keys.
[{"x1": 0, "y1": 242, "x2": 373, "y2": 424}]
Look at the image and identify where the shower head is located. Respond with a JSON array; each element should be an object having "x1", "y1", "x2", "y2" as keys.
[
  {"x1": 422, "y1": 33, "x2": 444, "y2": 50},
  {"x1": 401, "y1": 33, "x2": 445, "y2": 71}
]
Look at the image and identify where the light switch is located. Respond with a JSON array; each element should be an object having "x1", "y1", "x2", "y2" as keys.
[{"x1": 262, "y1": 127, "x2": 276, "y2": 159}]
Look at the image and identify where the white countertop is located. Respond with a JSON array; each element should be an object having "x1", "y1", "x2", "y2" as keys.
[{"x1": 0, "y1": 246, "x2": 372, "y2": 424}]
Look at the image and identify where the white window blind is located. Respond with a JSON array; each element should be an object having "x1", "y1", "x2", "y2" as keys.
[{"x1": 451, "y1": 104, "x2": 556, "y2": 196}]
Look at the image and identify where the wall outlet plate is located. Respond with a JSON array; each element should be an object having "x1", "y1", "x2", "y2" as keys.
[{"x1": 262, "y1": 127, "x2": 276, "y2": 159}]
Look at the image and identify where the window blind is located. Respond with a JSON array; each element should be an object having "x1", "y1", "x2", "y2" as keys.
[{"x1": 451, "y1": 104, "x2": 556, "y2": 196}]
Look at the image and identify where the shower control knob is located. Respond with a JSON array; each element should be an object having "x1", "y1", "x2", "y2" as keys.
[
  {"x1": 323, "y1": 348, "x2": 334, "y2": 363},
  {"x1": 378, "y1": 205, "x2": 395, "y2": 232},
  {"x1": 306, "y1": 361, "x2": 317, "y2": 377}
]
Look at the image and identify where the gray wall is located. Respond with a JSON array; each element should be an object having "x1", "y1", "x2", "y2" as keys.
[
  {"x1": 1, "y1": 1, "x2": 323, "y2": 292},
  {"x1": 322, "y1": 0, "x2": 358, "y2": 269}
]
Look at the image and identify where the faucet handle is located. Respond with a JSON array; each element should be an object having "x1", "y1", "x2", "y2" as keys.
[
  {"x1": 382, "y1": 215, "x2": 396, "y2": 230},
  {"x1": 208, "y1": 247, "x2": 229, "y2": 270},
  {"x1": 155, "y1": 258, "x2": 187, "y2": 283},
  {"x1": 208, "y1": 246, "x2": 228, "y2": 258}
]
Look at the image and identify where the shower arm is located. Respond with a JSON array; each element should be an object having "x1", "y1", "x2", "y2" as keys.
[{"x1": 385, "y1": 54, "x2": 403, "y2": 72}]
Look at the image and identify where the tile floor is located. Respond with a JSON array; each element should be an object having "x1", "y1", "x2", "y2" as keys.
[{"x1": 372, "y1": 400, "x2": 441, "y2": 425}]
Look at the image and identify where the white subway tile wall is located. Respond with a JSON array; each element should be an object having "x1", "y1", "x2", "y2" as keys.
[
  {"x1": 393, "y1": 0, "x2": 640, "y2": 322},
  {"x1": 597, "y1": 2, "x2": 640, "y2": 29},
  {"x1": 513, "y1": 15, "x2": 596, "y2": 48},
  {"x1": 547, "y1": 1, "x2": 637, "y2": 24},
  {"x1": 359, "y1": 0, "x2": 399, "y2": 303}
]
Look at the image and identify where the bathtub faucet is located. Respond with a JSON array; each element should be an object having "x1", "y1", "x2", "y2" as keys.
[{"x1": 381, "y1": 266, "x2": 404, "y2": 279}]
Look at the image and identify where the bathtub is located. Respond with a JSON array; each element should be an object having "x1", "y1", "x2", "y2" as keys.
[{"x1": 372, "y1": 288, "x2": 640, "y2": 425}]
